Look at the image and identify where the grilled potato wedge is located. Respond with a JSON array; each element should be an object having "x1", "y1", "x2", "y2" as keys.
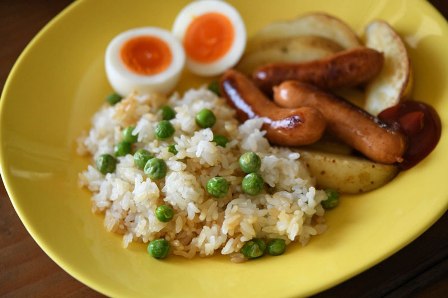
[
  {"x1": 297, "y1": 149, "x2": 399, "y2": 194},
  {"x1": 333, "y1": 87, "x2": 366, "y2": 108},
  {"x1": 246, "y1": 12, "x2": 361, "y2": 54},
  {"x1": 236, "y1": 35, "x2": 342, "y2": 74},
  {"x1": 364, "y1": 20, "x2": 412, "y2": 116},
  {"x1": 301, "y1": 134, "x2": 354, "y2": 155}
]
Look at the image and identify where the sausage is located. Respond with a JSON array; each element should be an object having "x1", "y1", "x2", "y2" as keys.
[
  {"x1": 220, "y1": 69, "x2": 326, "y2": 146},
  {"x1": 273, "y1": 80, "x2": 407, "y2": 164},
  {"x1": 253, "y1": 47, "x2": 384, "y2": 94}
]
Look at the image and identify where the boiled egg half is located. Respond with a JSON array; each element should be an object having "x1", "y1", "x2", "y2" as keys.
[
  {"x1": 105, "y1": 27, "x2": 185, "y2": 96},
  {"x1": 172, "y1": 0, "x2": 246, "y2": 76}
]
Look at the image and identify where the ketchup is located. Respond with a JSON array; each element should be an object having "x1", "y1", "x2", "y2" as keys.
[{"x1": 378, "y1": 100, "x2": 441, "y2": 170}]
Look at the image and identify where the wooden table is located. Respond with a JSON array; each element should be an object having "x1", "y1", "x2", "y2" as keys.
[{"x1": 0, "y1": 1, "x2": 447, "y2": 297}]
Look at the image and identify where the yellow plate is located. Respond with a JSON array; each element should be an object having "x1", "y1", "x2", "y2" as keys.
[{"x1": 1, "y1": 0, "x2": 447, "y2": 297}]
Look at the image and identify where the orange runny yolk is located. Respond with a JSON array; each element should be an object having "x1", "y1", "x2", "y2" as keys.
[
  {"x1": 120, "y1": 36, "x2": 172, "y2": 75},
  {"x1": 184, "y1": 12, "x2": 234, "y2": 63}
]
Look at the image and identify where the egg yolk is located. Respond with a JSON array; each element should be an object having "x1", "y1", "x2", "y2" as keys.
[
  {"x1": 120, "y1": 36, "x2": 172, "y2": 75},
  {"x1": 183, "y1": 13, "x2": 234, "y2": 63}
]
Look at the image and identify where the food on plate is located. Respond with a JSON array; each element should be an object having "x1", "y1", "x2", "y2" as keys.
[
  {"x1": 106, "y1": 92, "x2": 123, "y2": 105},
  {"x1": 144, "y1": 158, "x2": 168, "y2": 180},
  {"x1": 172, "y1": 0, "x2": 246, "y2": 76},
  {"x1": 155, "y1": 120, "x2": 175, "y2": 139},
  {"x1": 242, "y1": 13, "x2": 439, "y2": 192},
  {"x1": 122, "y1": 126, "x2": 138, "y2": 143},
  {"x1": 114, "y1": 141, "x2": 132, "y2": 157},
  {"x1": 240, "y1": 238, "x2": 266, "y2": 259},
  {"x1": 297, "y1": 150, "x2": 399, "y2": 194},
  {"x1": 212, "y1": 134, "x2": 228, "y2": 147},
  {"x1": 239, "y1": 151, "x2": 261, "y2": 174},
  {"x1": 96, "y1": 154, "x2": 117, "y2": 175},
  {"x1": 241, "y1": 173, "x2": 264, "y2": 196},
  {"x1": 207, "y1": 80, "x2": 221, "y2": 96},
  {"x1": 322, "y1": 189, "x2": 340, "y2": 209},
  {"x1": 245, "y1": 12, "x2": 361, "y2": 53},
  {"x1": 206, "y1": 176, "x2": 230, "y2": 198},
  {"x1": 159, "y1": 105, "x2": 176, "y2": 120},
  {"x1": 155, "y1": 205, "x2": 174, "y2": 222},
  {"x1": 78, "y1": 88, "x2": 327, "y2": 261},
  {"x1": 195, "y1": 108, "x2": 217, "y2": 128},
  {"x1": 332, "y1": 87, "x2": 366, "y2": 109},
  {"x1": 105, "y1": 27, "x2": 185, "y2": 96},
  {"x1": 147, "y1": 238, "x2": 170, "y2": 259},
  {"x1": 220, "y1": 69, "x2": 326, "y2": 146},
  {"x1": 253, "y1": 47, "x2": 384, "y2": 94},
  {"x1": 133, "y1": 149, "x2": 153, "y2": 169},
  {"x1": 79, "y1": 6, "x2": 442, "y2": 262},
  {"x1": 378, "y1": 100, "x2": 442, "y2": 170},
  {"x1": 266, "y1": 238, "x2": 286, "y2": 256},
  {"x1": 236, "y1": 35, "x2": 343, "y2": 74},
  {"x1": 303, "y1": 135, "x2": 354, "y2": 155},
  {"x1": 364, "y1": 20, "x2": 412, "y2": 116},
  {"x1": 273, "y1": 80, "x2": 407, "y2": 164}
]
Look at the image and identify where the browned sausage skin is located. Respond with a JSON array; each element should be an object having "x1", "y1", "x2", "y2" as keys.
[
  {"x1": 253, "y1": 47, "x2": 384, "y2": 94},
  {"x1": 220, "y1": 69, "x2": 326, "y2": 146},
  {"x1": 273, "y1": 80, "x2": 407, "y2": 164}
]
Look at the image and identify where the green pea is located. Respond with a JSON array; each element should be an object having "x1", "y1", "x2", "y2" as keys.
[
  {"x1": 106, "y1": 92, "x2": 122, "y2": 105},
  {"x1": 114, "y1": 141, "x2": 132, "y2": 157},
  {"x1": 195, "y1": 108, "x2": 216, "y2": 128},
  {"x1": 144, "y1": 158, "x2": 167, "y2": 180},
  {"x1": 242, "y1": 173, "x2": 264, "y2": 196},
  {"x1": 168, "y1": 144, "x2": 178, "y2": 155},
  {"x1": 122, "y1": 126, "x2": 138, "y2": 143},
  {"x1": 213, "y1": 135, "x2": 228, "y2": 147},
  {"x1": 155, "y1": 120, "x2": 175, "y2": 139},
  {"x1": 155, "y1": 205, "x2": 174, "y2": 222},
  {"x1": 160, "y1": 105, "x2": 176, "y2": 120},
  {"x1": 239, "y1": 152, "x2": 261, "y2": 174},
  {"x1": 240, "y1": 238, "x2": 266, "y2": 259},
  {"x1": 147, "y1": 239, "x2": 170, "y2": 259},
  {"x1": 322, "y1": 189, "x2": 340, "y2": 210},
  {"x1": 133, "y1": 149, "x2": 153, "y2": 169},
  {"x1": 207, "y1": 80, "x2": 221, "y2": 96},
  {"x1": 267, "y1": 239, "x2": 286, "y2": 256},
  {"x1": 96, "y1": 154, "x2": 117, "y2": 175},
  {"x1": 206, "y1": 177, "x2": 230, "y2": 198}
]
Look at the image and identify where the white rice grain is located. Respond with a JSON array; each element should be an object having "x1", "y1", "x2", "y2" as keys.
[{"x1": 78, "y1": 88, "x2": 328, "y2": 260}]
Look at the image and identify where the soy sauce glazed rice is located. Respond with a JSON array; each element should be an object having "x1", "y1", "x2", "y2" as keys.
[{"x1": 77, "y1": 87, "x2": 328, "y2": 262}]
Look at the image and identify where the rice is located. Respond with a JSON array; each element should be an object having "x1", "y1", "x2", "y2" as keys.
[{"x1": 77, "y1": 87, "x2": 327, "y2": 260}]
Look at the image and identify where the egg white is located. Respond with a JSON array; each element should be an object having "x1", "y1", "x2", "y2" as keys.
[
  {"x1": 172, "y1": 0, "x2": 246, "y2": 76},
  {"x1": 105, "y1": 27, "x2": 185, "y2": 96}
]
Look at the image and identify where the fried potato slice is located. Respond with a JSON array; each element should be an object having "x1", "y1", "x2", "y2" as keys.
[
  {"x1": 333, "y1": 87, "x2": 366, "y2": 108},
  {"x1": 364, "y1": 20, "x2": 412, "y2": 116},
  {"x1": 301, "y1": 134, "x2": 354, "y2": 155},
  {"x1": 297, "y1": 149, "x2": 399, "y2": 194},
  {"x1": 236, "y1": 35, "x2": 343, "y2": 74},
  {"x1": 246, "y1": 12, "x2": 361, "y2": 54}
]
